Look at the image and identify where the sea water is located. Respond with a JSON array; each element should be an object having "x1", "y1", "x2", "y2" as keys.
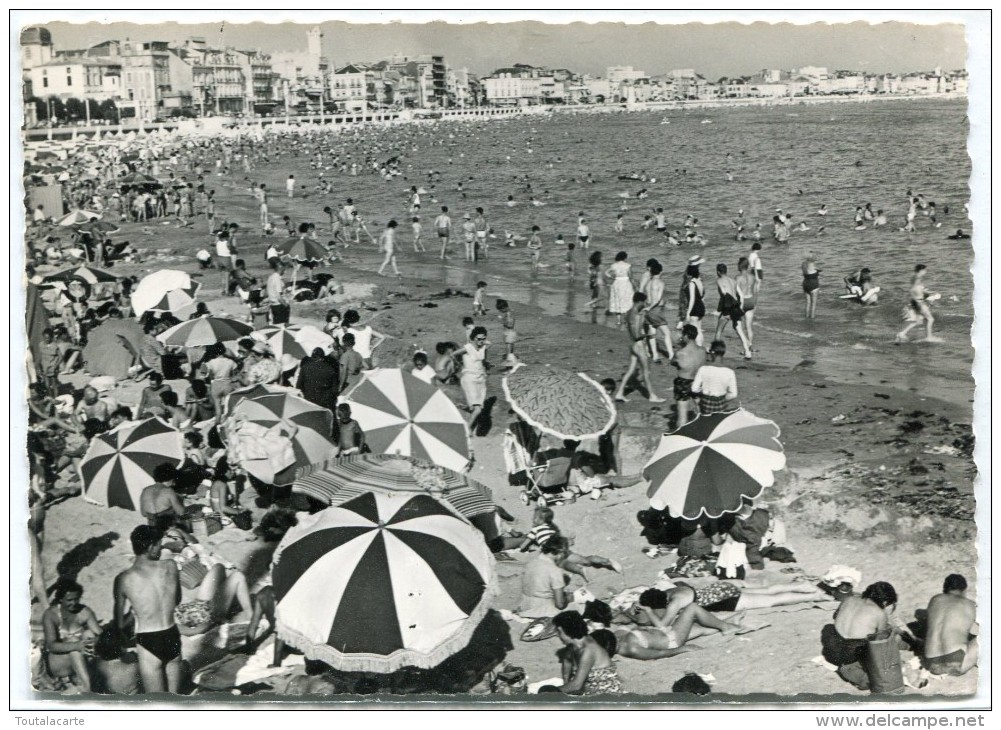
[{"x1": 384, "y1": 99, "x2": 973, "y2": 408}]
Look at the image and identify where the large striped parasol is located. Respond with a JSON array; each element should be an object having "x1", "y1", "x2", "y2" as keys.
[
  {"x1": 222, "y1": 383, "x2": 294, "y2": 416},
  {"x1": 250, "y1": 324, "x2": 336, "y2": 361},
  {"x1": 278, "y1": 238, "x2": 329, "y2": 262},
  {"x1": 225, "y1": 392, "x2": 337, "y2": 485},
  {"x1": 643, "y1": 409, "x2": 786, "y2": 519},
  {"x1": 501, "y1": 363, "x2": 617, "y2": 441},
  {"x1": 80, "y1": 418, "x2": 185, "y2": 511},
  {"x1": 55, "y1": 209, "x2": 102, "y2": 226},
  {"x1": 272, "y1": 491, "x2": 496, "y2": 672},
  {"x1": 131, "y1": 270, "x2": 200, "y2": 317},
  {"x1": 343, "y1": 368, "x2": 470, "y2": 472},
  {"x1": 43, "y1": 265, "x2": 121, "y2": 286},
  {"x1": 157, "y1": 316, "x2": 253, "y2": 347},
  {"x1": 294, "y1": 454, "x2": 495, "y2": 519}
]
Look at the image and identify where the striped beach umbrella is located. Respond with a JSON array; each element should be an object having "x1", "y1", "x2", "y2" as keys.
[
  {"x1": 225, "y1": 392, "x2": 337, "y2": 485},
  {"x1": 43, "y1": 265, "x2": 121, "y2": 287},
  {"x1": 222, "y1": 383, "x2": 293, "y2": 417},
  {"x1": 294, "y1": 454, "x2": 495, "y2": 520},
  {"x1": 80, "y1": 418, "x2": 185, "y2": 511},
  {"x1": 272, "y1": 491, "x2": 496, "y2": 672},
  {"x1": 251, "y1": 325, "x2": 308, "y2": 361},
  {"x1": 55, "y1": 209, "x2": 102, "y2": 226},
  {"x1": 643, "y1": 409, "x2": 786, "y2": 519},
  {"x1": 343, "y1": 368, "x2": 470, "y2": 472},
  {"x1": 278, "y1": 238, "x2": 328, "y2": 262},
  {"x1": 501, "y1": 363, "x2": 617, "y2": 441},
  {"x1": 131, "y1": 270, "x2": 200, "y2": 317},
  {"x1": 157, "y1": 316, "x2": 253, "y2": 347}
]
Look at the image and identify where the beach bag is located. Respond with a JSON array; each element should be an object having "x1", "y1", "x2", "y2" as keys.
[
  {"x1": 864, "y1": 630, "x2": 905, "y2": 694},
  {"x1": 489, "y1": 665, "x2": 527, "y2": 695},
  {"x1": 715, "y1": 540, "x2": 748, "y2": 579}
]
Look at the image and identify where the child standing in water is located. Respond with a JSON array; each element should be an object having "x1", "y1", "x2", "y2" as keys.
[
  {"x1": 565, "y1": 241, "x2": 577, "y2": 280},
  {"x1": 473, "y1": 281, "x2": 488, "y2": 316},
  {"x1": 528, "y1": 225, "x2": 543, "y2": 274},
  {"x1": 496, "y1": 299, "x2": 518, "y2": 366}
]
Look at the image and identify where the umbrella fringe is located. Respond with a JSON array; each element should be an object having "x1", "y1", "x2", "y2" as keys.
[{"x1": 275, "y1": 582, "x2": 498, "y2": 674}]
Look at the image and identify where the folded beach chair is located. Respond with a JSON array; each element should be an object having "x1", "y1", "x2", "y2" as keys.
[{"x1": 520, "y1": 455, "x2": 573, "y2": 507}]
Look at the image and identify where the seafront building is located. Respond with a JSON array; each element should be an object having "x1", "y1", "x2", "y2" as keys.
[{"x1": 19, "y1": 23, "x2": 968, "y2": 127}]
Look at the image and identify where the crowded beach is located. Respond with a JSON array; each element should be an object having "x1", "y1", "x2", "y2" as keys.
[{"x1": 21, "y1": 108, "x2": 979, "y2": 699}]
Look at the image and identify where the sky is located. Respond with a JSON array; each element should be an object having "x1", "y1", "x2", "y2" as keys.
[{"x1": 32, "y1": 13, "x2": 968, "y2": 79}]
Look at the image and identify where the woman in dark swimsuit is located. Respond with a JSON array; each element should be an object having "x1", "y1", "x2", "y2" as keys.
[
  {"x1": 802, "y1": 256, "x2": 821, "y2": 320},
  {"x1": 684, "y1": 257, "x2": 706, "y2": 347}
]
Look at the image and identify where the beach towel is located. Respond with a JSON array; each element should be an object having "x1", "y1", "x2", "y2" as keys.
[
  {"x1": 194, "y1": 638, "x2": 304, "y2": 691},
  {"x1": 225, "y1": 418, "x2": 295, "y2": 484}
]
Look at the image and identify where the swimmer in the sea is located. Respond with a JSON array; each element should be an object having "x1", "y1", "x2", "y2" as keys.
[{"x1": 817, "y1": 204, "x2": 828, "y2": 217}]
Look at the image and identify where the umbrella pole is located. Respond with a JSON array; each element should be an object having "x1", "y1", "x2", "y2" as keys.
[{"x1": 291, "y1": 262, "x2": 300, "y2": 302}]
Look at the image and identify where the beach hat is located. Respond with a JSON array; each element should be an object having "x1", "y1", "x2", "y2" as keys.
[{"x1": 688, "y1": 255, "x2": 705, "y2": 266}]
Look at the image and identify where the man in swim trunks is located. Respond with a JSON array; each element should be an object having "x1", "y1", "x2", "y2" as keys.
[
  {"x1": 473, "y1": 207, "x2": 489, "y2": 261},
  {"x1": 671, "y1": 324, "x2": 705, "y2": 426},
  {"x1": 924, "y1": 574, "x2": 978, "y2": 676},
  {"x1": 435, "y1": 206, "x2": 452, "y2": 260},
  {"x1": 613, "y1": 293, "x2": 665, "y2": 404},
  {"x1": 113, "y1": 525, "x2": 182, "y2": 693}
]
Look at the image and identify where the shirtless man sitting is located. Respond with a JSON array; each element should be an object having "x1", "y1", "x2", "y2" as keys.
[
  {"x1": 924, "y1": 574, "x2": 978, "y2": 676},
  {"x1": 821, "y1": 581, "x2": 898, "y2": 690},
  {"x1": 113, "y1": 525, "x2": 182, "y2": 694}
]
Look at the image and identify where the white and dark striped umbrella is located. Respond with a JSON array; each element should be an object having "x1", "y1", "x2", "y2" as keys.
[
  {"x1": 294, "y1": 454, "x2": 495, "y2": 520},
  {"x1": 131, "y1": 270, "x2": 200, "y2": 317},
  {"x1": 157, "y1": 316, "x2": 253, "y2": 347},
  {"x1": 272, "y1": 491, "x2": 496, "y2": 672},
  {"x1": 643, "y1": 409, "x2": 786, "y2": 519},
  {"x1": 80, "y1": 418, "x2": 185, "y2": 511},
  {"x1": 222, "y1": 383, "x2": 294, "y2": 417},
  {"x1": 225, "y1": 392, "x2": 337, "y2": 485},
  {"x1": 43, "y1": 265, "x2": 121, "y2": 286},
  {"x1": 343, "y1": 368, "x2": 470, "y2": 472},
  {"x1": 278, "y1": 238, "x2": 328, "y2": 263}
]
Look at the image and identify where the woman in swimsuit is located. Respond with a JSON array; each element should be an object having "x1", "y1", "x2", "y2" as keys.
[
  {"x1": 684, "y1": 257, "x2": 707, "y2": 347},
  {"x1": 140, "y1": 463, "x2": 187, "y2": 529},
  {"x1": 802, "y1": 256, "x2": 821, "y2": 320},
  {"x1": 42, "y1": 579, "x2": 101, "y2": 691},
  {"x1": 552, "y1": 611, "x2": 624, "y2": 695}
]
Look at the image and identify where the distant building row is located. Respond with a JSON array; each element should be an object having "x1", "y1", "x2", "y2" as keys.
[
  {"x1": 20, "y1": 26, "x2": 480, "y2": 123},
  {"x1": 20, "y1": 26, "x2": 968, "y2": 126},
  {"x1": 481, "y1": 64, "x2": 969, "y2": 105}
]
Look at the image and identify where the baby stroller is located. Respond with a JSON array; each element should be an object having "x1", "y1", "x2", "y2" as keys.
[{"x1": 520, "y1": 454, "x2": 574, "y2": 507}]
